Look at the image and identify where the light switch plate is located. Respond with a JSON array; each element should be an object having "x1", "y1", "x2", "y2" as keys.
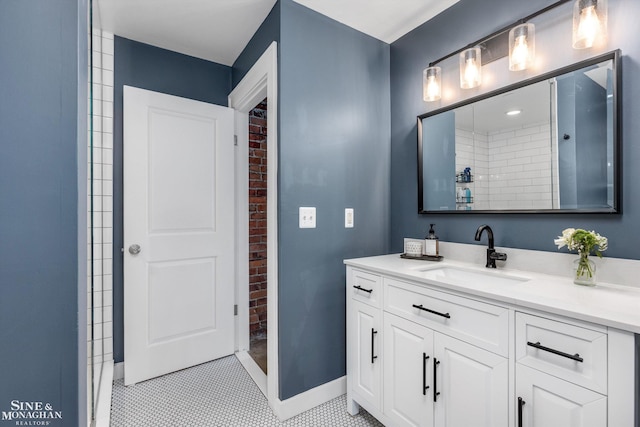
[
  {"x1": 299, "y1": 207, "x2": 316, "y2": 228},
  {"x1": 345, "y1": 208, "x2": 354, "y2": 228}
]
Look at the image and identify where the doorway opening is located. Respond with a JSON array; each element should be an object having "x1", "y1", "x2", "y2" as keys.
[
  {"x1": 229, "y1": 41, "x2": 279, "y2": 415},
  {"x1": 247, "y1": 99, "x2": 268, "y2": 375}
]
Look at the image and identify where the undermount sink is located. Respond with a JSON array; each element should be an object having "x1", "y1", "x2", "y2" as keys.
[{"x1": 415, "y1": 266, "x2": 529, "y2": 286}]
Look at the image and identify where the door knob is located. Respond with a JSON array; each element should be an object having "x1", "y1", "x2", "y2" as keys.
[{"x1": 128, "y1": 244, "x2": 141, "y2": 255}]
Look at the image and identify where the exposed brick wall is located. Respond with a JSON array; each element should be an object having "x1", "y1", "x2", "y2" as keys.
[{"x1": 249, "y1": 99, "x2": 268, "y2": 340}]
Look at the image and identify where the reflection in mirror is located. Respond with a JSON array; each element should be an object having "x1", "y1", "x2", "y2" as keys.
[{"x1": 418, "y1": 51, "x2": 619, "y2": 213}]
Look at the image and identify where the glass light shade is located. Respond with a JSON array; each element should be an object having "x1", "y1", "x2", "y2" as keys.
[
  {"x1": 459, "y1": 47, "x2": 482, "y2": 89},
  {"x1": 423, "y1": 66, "x2": 442, "y2": 102},
  {"x1": 509, "y1": 23, "x2": 535, "y2": 71},
  {"x1": 572, "y1": 0, "x2": 607, "y2": 49}
]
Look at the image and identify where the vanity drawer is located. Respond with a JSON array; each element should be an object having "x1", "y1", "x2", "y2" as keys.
[
  {"x1": 350, "y1": 269, "x2": 382, "y2": 308},
  {"x1": 516, "y1": 312, "x2": 607, "y2": 394},
  {"x1": 384, "y1": 277, "x2": 509, "y2": 356}
]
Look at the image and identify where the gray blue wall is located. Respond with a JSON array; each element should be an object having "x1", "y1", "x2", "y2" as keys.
[
  {"x1": 278, "y1": 0, "x2": 390, "y2": 399},
  {"x1": 557, "y1": 71, "x2": 609, "y2": 209},
  {"x1": 232, "y1": 1, "x2": 280, "y2": 89},
  {"x1": 390, "y1": 0, "x2": 640, "y2": 259},
  {"x1": 0, "y1": 1, "x2": 87, "y2": 425},
  {"x1": 420, "y1": 111, "x2": 456, "y2": 210},
  {"x1": 112, "y1": 37, "x2": 232, "y2": 362}
]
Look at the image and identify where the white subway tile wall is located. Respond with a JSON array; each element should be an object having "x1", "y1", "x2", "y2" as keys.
[
  {"x1": 455, "y1": 122, "x2": 557, "y2": 210},
  {"x1": 88, "y1": 30, "x2": 114, "y2": 367}
]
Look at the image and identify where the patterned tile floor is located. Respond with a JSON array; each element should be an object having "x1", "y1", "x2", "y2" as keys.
[{"x1": 111, "y1": 355, "x2": 384, "y2": 426}]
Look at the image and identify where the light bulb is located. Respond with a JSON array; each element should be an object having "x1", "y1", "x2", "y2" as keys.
[
  {"x1": 577, "y1": 6, "x2": 599, "y2": 48},
  {"x1": 459, "y1": 48, "x2": 481, "y2": 89},
  {"x1": 509, "y1": 23, "x2": 535, "y2": 71},
  {"x1": 573, "y1": 0, "x2": 607, "y2": 49},
  {"x1": 464, "y1": 59, "x2": 479, "y2": 85},
  {"x1": 511, "y1": 37, "x2": 529, "y2": 69},
  {"x1": 425, "y1": 76, "x2": 440, "y2": 101},
  {"x1": 423, "y1": 67, "x2": 441, "y2": 102}
]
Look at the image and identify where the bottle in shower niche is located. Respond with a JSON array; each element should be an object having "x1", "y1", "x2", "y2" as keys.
[
  {"x1": 424, "y1": 224, "x2": 439, "y2": 256},
  {"x1": 464, "y1": 167, "x2": 471, "y2": 182}
]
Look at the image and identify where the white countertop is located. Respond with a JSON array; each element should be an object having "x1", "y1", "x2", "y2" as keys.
[{"x1": 345, "y1": 254, "x2": 640, "y2": 334}]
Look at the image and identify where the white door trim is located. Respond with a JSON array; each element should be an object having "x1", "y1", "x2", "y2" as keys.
[{"x1": 228, "y1": 41, "x2": 279, "y2": 414}]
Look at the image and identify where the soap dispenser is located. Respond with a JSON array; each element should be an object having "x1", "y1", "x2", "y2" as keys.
[{"x1": 424, "y1": 224, "x2": 440, "y2": 256}]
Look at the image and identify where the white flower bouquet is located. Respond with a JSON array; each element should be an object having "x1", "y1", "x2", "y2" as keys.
[{"x1": 554, "y1": 228, "x2": 608, "y2": 284}]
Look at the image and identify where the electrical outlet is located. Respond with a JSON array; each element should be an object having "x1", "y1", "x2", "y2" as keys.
[
  {"x1": 299, "y1": 207, "x2": 316, "y2": 228},
  {"x1": 345, "y1": 208, "x2": 354, "y2": 228}
]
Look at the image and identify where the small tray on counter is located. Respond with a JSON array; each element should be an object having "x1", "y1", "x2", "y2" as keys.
[{"x1": 400, "y1": 253, "x2": 443, "y2": 261}]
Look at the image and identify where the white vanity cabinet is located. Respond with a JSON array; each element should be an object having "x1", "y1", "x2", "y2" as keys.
[
  {"x1": 514, "y1": 313, "x2": 609, "y2": 427},
  {"x1": 382, "y1": 312, "x2": 433, "y2": 427},
  {"x1": 350, "y1": 299, "x2": 382, "y2": 410},
  {"x1": 347, "y1": 269, "x2": 383, "y2": 412},
  {"x1": 345, "y1": 259, "x2": 637, "y2": 427},
  {"x1": 515, "y1": 364, "x2": 607, "y2": 427},
  {"x1": 383, "y1": 312, "x2": 508, "y2": 427},
  {"x1": 433, "y1": 332, "x2": 508, "y2": 427},
  {"x1": 347, "y1": 268, "x2": 510, "y2": 427}
]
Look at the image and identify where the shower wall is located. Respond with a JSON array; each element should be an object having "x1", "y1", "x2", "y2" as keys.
[{"x1": 88, "y1": 26, "x2": 114, "y2": 397}]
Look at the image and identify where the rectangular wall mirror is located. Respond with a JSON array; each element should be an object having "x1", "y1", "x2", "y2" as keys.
[{"x1": 418, "y1": 50, "x2": 620, "y2": 214}]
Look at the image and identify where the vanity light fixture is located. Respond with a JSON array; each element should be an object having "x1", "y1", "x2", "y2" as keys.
[
  {"x1": 423, "y1": 66, "x2": 442, "y2": 101},
  {"x1": 572, "y1": 0, "x2": 607, "y2": 49},
  {"x1": 509, "y1": 23, "x2": 535, "y2": 71},
  {"x1": 422, "y1": 0, "x2": 608, "y2": 102},
  {"x1": 460, "y1": 47, "x2": 482, "y2": 89}
]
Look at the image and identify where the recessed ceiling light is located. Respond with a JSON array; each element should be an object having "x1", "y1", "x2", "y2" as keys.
[{"x1": 506, "y1": 109, "x2": 522, "y2": 116}]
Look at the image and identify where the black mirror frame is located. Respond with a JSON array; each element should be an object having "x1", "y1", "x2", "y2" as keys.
[{"x1": 417, "y1": 49, "x2": 621, "y2": 215}]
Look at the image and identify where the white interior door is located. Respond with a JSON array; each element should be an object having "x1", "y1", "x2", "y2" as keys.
[{"x1": 123, "y1": 86, "x2": 235, "y2": 385}]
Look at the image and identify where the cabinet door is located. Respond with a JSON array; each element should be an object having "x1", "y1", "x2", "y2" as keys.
[
  {"x1": 434, "y1": 333, "x2": 508, "y2": 427},
  {"x1": 516, "y1": 364, "x2": 606, "y2": 427},
  {"x1": 383, "y1": 313, "x2": 434, "y2": 427},
  {"x1": 349, "y1": 300, "x2": 382, "y2": 408}
]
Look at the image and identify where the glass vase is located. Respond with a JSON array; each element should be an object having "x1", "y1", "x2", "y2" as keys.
[{"x1": 573, "y1": 255, "x2": 596, "y2": 286}]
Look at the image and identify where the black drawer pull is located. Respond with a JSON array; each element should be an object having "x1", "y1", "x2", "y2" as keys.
[
  {"x1": 413, "y1": 304, "x2": 451, "y2": 319},
  {"x1": 422, "y1": 353, "x2": 430, "y2": 395},
  {"x1": 517, "y1": 397, "x2": 525, "y2": 427},
  {"x1": 371, "y1": 329, "x2": 378, "y2": 364},
  {"x1": 353, "y1": 285, "x2": 373, "y2": 294},
  {"x1": 527, "y1": 341, "x2": 584, "y2": 363}
]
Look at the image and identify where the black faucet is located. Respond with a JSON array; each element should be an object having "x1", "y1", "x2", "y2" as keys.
[{"x1": 474, "y1": 224, "x2": 507, "y2": 268}]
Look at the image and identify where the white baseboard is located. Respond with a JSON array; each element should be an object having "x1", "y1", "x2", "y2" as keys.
[
  {"x1": 271, "y1": 376, "x2": 346, "y2": 421},
  {"x1": 94, "y1": 360, "x2": 113, "y2": 427},
  {"x1": 113, "y1": 361, "x2": 124, "y2": 381}
]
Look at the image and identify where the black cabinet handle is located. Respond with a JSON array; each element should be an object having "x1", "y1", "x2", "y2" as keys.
[
  {"x1": 353, "y1": 285, "x2": 373, "y2": 294},
  {"x1": 527, "y1": 341, "x2": 583, "y2": 363},
  {"x1": 422, "y1": 353, "x2": 430, "y2": 395},
  {"x1": 371, "y1": 329, "x2": 378, "y2": 364},
  {"x1": 413, "y1": 304, "x2": 451, "y2": 319},
  {"x1": 433, "y1": 358, "x2": 441, "y2": 402},
  {"x1": 518, "y1": 397, "x2": 525, "y2": 427}
]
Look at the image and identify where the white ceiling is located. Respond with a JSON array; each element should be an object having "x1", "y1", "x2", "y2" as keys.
[
  {"x1": 292, "y1": 0, "x2": 460, "y2": 44},
  {"x1": 96, "y1": 0, "x2": 279, "y2": 66},
  {"x1": 455, "y1": 80, "x2": 552, "y2": 134},
  {"x1": 96, "y1": 0, "x2": 460, "y2": 66}
]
